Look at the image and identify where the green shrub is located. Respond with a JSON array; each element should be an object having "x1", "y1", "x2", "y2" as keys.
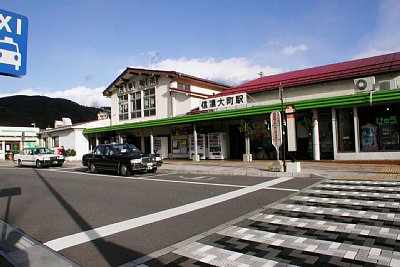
[{"x1": 66, "y1": 149, "x2": 76, "y2": 157}]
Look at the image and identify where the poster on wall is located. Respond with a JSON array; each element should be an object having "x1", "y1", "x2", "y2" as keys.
[{"x1": 360, "y1": 123, "x2": 378, "y2": 151}]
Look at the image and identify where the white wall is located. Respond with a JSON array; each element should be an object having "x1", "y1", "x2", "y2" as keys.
[
  {"x1": 247, "y1": 73, "x2": 399, "y2": 109},
  {"x1": 109, "y1": 75, "x2": 225, "y2": 125},
  {"x1": 110, "y1": 76, "x2": 170, "y2": 125}
]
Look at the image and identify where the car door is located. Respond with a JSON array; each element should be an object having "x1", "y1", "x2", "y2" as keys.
[
  {"x1": 25, "y1": 149, "x2": 35, "y2": 166},
  {"x1": 17, "y1": 148, "x2": 26, "y2": 165},
  {"x1": 20, "y1": 148, "x2": 33, "y2": 166},
  {"x1": 102, "y1": 146, "x2": 119, "y2": 171},
  {"x1": 92, "y1": 146, "x2": 106, "y2": 170}
]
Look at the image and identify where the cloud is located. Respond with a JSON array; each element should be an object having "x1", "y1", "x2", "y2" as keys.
[
  {"x1": 353, "y1": 0, "x2": 400, "y2": 59},
  {"x1": 0, "y1": 86, "x2": 110, "y2": 107},
  {"x1": 152, "y1": 57, "x2": 282, "y2": 86},
  {"x1": 281, "y1": 44, "x2": 308, "y2": 55}
]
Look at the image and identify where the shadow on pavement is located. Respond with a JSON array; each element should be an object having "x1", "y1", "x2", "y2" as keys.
[
  {"x1": 33, "y1": 169, "x2": 162, "y2": 266},
  {"x1": 0, "y1": 187, "x2": 27, "y2": 266}
]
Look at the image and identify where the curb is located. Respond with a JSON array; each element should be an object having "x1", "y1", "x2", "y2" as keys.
[{"x1": 0, "y1": 221, "x2": 79, "y2": 267}]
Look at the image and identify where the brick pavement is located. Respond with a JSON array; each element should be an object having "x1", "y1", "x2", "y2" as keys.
[{"x1": 132, "y1": 178, "x2": 400, "y2": 267}]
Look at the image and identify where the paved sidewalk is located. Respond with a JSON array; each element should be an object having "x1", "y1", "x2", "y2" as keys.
[{"x1": 157, "y1": 159, "x2": 400, "y2": 180}]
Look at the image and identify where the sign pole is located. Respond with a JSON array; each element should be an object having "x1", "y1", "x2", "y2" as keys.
[
  {"x1": 270, "y1": 111, "x2": 283, "y2": 172},
  {"x1": 279, "y1": 84, "x2": 286, "y2": 172}
]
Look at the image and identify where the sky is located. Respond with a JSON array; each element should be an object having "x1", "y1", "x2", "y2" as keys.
[{"x1": 0, "y1": 0, "x2": 399, "y2": 107}]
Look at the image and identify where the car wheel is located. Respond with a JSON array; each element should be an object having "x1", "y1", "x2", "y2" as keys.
[
  {"x1": 36, "y1": 160, "x2": 43, "y2": 168},
  {"x1": 89, "y1": 162, "x2": 98, "y2": 173},
  {"x1": 120, "y1": 163, "x2": 131, "y2": 176},
  {"x1": 148, "y1": 167, "x2": 157, "y2": 173},
  {"x1": 17, "y1": 159, "x2": 23, "y2": 167}
]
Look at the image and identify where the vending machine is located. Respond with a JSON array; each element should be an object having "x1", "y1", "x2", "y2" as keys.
[
  {"x1": 208, "y1": 132, "x2": 228, "y2": 159},
  {"x1": 189, "y1": 134, "x2": 207, "y2": 160}
]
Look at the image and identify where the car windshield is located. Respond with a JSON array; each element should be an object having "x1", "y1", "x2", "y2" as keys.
[
  {"x1": 34, "y1": 148, "x2": 54, "y2": 155},
  {"x1": 113, "y1": 144, "x2": 141, "y2": 155}
]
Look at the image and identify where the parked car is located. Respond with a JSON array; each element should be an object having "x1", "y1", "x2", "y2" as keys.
[
  {"x1": 82, "y1": 143, "x2": 163, "y2": 176},
  {"x1": 14, "y1": 147, "x2": 65, "y2": 168}
]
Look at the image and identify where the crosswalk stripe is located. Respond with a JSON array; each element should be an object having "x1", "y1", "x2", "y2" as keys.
[
  {"x1": 274, "y1": 203, "x2": 400, "y2": 222},
  {"x1": 291, "y1": 195, "x2": 400, "y2": 209},
  {"x1": 316, "y1": 183, "x2": 400, "y2": 192},
  {"x1": 249, "y1": 213, "x2": 400, "y2": 240},
  {"x1": 326, "y1": 179, "x2": 400, "y2": 186},
  {"x1": 303, "y1": 189, "x2": 400, "y2": 199}
]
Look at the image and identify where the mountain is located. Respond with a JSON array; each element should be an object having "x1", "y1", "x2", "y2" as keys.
[{"x1": 0, "y1": 95, "x2": 103, "y2": 129}]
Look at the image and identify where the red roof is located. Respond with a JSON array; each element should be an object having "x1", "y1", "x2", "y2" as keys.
[{"x1": 217, "y1": 52, "x2": 400, "y2": 97}]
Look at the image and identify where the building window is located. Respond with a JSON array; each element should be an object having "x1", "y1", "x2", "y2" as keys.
[
  {"x1": 143, "y1": 88, "x2": 156, "y2": 117},
  {"x1": 130, "y1": 92, "x2": 141, "y2": 118},
  {"x1": 336, "y1": 108, "x2": 355, "y2": 152},
  {"x1": 358, "y1": 104, "x2": 399, "y2": 151},
  {"x1": 52, "y1": 136, "x2": 59, "y2": 147},
  {"x1": 119, "y1": 95, "x2": 129, "y2": 120},
  {"x1": 177, "y1": 82, "x2": 190, "y2": 90}
]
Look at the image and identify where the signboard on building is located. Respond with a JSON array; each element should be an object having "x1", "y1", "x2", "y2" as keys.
[
  {"x1": 199, "y1": 93, "x2": 247, "y2": 111},
  {"x1": 0, "y1": 9, "x2": 28, "y2": 77},
  {"x1": 270, "y1": 111, "x2": 282, "y2": 149}
]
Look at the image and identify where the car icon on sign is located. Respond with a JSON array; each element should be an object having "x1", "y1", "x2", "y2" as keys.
[{"x1": 0, "y1": 37, "x2": 22, "y2": 71}]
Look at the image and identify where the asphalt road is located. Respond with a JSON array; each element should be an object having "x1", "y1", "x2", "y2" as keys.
[{"x1": 0, "y1": 165, "x2": 320, "y2": 266}]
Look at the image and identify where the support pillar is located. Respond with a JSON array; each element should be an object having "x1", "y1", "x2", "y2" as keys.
[
  {"x1": 312, "y1": 109, "x2": 320, "y2": 160},
  {"x1": 243, "y1": 136, "x2": 252, "y2": 162},
  {"x1": 150, "y1": 129, "x2": 154, "y2": 154},
  {"x1": 192, "y1": 123, "x2": 200, "y2": 162},
  {"x1": 141, "y1": 136, "x2": 145, "y2": 154},
  {"x1": 1, "y1": 141, "x2": 5, "y2": 160}
]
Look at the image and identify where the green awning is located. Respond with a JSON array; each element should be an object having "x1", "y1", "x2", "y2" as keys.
[{"x1": 83, "y1": 90, "x2": 400, "y2": 134}]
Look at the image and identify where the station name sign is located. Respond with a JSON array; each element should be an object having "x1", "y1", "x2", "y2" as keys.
[
  {"x1": 200, "y1": 93, "x2": 247, "y2": 111},
  {"x1": 0, "y1": 9, "x2": 28, "y2": 77}
]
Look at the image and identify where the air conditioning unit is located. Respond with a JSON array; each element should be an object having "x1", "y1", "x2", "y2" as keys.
[
  {"x1": 378, "y1": 79, "x2": 398, "y2": 91},
  {"x1": 354, "y1": 77, "x2": 375, "y2": 93}
]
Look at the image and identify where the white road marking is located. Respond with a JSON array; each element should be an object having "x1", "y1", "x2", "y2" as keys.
[
  {"x1": 44, "y1": 176, "x2": 293, "y2": 251},
  {"x1": 42, "y1": 168, "x2": 248, "y2": 188},
  {"x1": 179, "y1": 175, "x2": 215, "y2": 181}
]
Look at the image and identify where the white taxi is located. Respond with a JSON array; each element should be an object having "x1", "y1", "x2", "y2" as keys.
[{"x1": 14, "y1": 147, "x2": 65, "y2": 168}]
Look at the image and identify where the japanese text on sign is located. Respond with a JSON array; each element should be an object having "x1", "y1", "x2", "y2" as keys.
[
  {"x1": 270, "y1": 111, "x2": 282, "y2": 149},
  {"x1": 199, "y1": 93, "x2": 247, "y2": 111}
]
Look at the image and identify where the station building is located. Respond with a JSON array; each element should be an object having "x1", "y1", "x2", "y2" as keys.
[{"x1": 83, "y1": 52, "x2": 400, "y2": 162}]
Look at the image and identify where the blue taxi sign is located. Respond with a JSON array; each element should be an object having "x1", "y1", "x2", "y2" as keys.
[{"x1": 0, "y1": 9, "x2": 28, "y2": 77}]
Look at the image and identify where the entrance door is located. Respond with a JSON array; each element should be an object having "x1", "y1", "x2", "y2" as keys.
[
  {"x1": 229, "y1": 125, "x2": 245, "y2": 159},
  {"x1": 318, "y1": 108, "x2": 334, "y2": 159}
]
